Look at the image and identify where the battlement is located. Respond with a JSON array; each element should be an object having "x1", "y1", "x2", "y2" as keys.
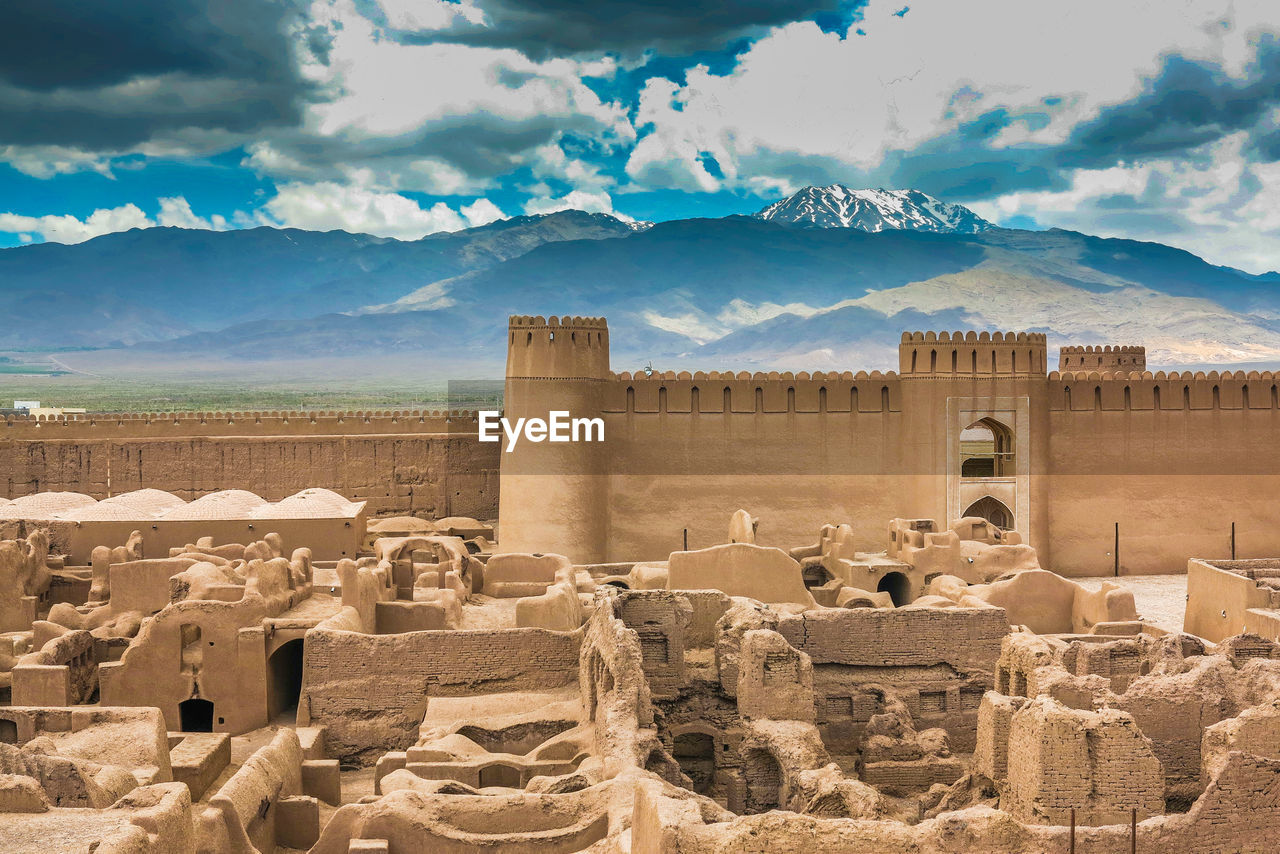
[
  {"x1": 901, "y1": 331, "x2": 1047, "y2": 344},
  {"x1": 1059, "y1": 345, "x2": 1145, "y2": 354},
  {"x1": 1058, "y1": 344, "x2": 1146, "y2": 373},
  {"x1": 602, "y1": 370, "x2": 902, "y2": 413},
  {"x1": 506, "y1": 314, "x2": 610, "y2": 380},
  {"x1": 899, "y1": 330, "x2": 1048, "y2": 376},
  {"x1": 508, "y1": 314, "x2": 608, "y2": 330},
  {"x1": 610, "y1": 369, "x2": 897, "y2": 382},
  {"x1": 0, "y1": 409, "x2": 484, "y2": 440},
  {"x1": 1048, "y1": 369, "x2": 1280, "y2": 411}
]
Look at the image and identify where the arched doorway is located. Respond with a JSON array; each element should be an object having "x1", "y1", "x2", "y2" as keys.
[
  {"x1": 478, "y1": 763, "x2": 522, "y2": 788},
  {"x1": 179, "y1": 698, "x2": 214, "y2": 732},
  {"x1": 742, "y1": 748, "x2": 782, "y2": 814},
  {"x1": 962, "y1": 496, "x2": 1014, "y2": 530},
  {"x1": 267, "y1": 639, "x2": 305, "y2": 723},
  {"x1": 877, "y1": 571, "x2": 912, "y2": 607},
  {"x1": 961, "y1": 418, "x2": 1014, "y2": 477},
  {"x1": 672, "y1": 731, "x2": 716, "y2": 794}
]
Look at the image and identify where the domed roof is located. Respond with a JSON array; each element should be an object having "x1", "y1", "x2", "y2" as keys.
[
  {"x1": 251, "y1": 488, "x2": 360, "y2": 519},
  {"x1": 100, "y1": 488, "x2": 187, "y2": 515},
  {"x1": 368, "y1": 516, "x2": 433, "y2": 533},
  {"x1": 0, "y1": 491, "x2": 97, "y2": 519},
  {"x1": 159, "y1": 489, "x2": 267, "y2": 520},
  {"x1": 57, "y1": 502, "x2": 152, "y2": 522}
]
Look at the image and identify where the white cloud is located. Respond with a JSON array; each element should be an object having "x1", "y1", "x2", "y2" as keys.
[
  {"x1": 626, "y1": 0, "x2": 1280, "y2": 193},
  {"x1": 0, "y1": 145, "x2": 114, "y2": 179},
  {"x1": 375, "y1": 0, "x2": 485, "y2": 30},
  {"x1": 261, "y1": 181, "x2": 505, "y2": 238},
  {"x1": 970, "y1": 133, "x2": 1280, "y2": 273},
  {"x1": 157, "y1": 196, "x2": 229, "y2": 230},
  {"x1": 460, "y1": 198, "x2": 506, "y2": 227},
  {"x1": 269, "y1": 0, "x2": 632, "y2": 192},
  {"x1": 0, "y1": 204, "x2": 153, "y2": 244},
  {"x1": 0, "y1": 197, "x2": 240, "y2": 245},
  {"x1": 522, "y1": 188, "x2": 629, "y2": 219}
]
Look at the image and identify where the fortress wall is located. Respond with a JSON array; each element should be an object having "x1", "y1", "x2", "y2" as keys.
[
  {"x1": 594, "y1": 371, "x2": 1048, "y2": 562},
  {"x1": 597, "y1": 373, "x2": 916, "y2": 561},
  {"x1": 0, "y1": 411, "x2": 500, "y2": 520},
  {"x1": 1045, "y1": 373, "x2": 1280, "y2": 574}
]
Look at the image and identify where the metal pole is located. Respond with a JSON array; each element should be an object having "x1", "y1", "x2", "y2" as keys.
[
  {"x1": 1114, "y1": 522, "x2": 1120, "y2": 577},
  {"x1": 1130, "y1": 807, "x2": 1137, "y2": 854},
  {"x1": 1232, "y1": 521, "x2": 1237, "y2": 559},
  {"x1": 682, "y1": 528, "x2": 688, "y2": 551},
  {"x1": 1069, "y1": 807, "x2": 1075, "y2": 854}
]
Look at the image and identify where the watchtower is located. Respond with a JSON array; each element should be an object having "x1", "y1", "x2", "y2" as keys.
[{"x1": 499, "y1": 315, "x2": 610, "y2": 562}]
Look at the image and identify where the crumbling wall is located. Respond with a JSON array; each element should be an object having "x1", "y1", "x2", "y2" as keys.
[
  {"x1": 301, "y1": 625, "x2": 582, "y2": 764},
  {"x1": 1003, "y1": 697, "x2": 1164, "y2": 826}
]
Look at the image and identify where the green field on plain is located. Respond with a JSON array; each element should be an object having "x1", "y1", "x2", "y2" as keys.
[{"x1": 0, "y1": 352, "x2": 505, "y2": 413}]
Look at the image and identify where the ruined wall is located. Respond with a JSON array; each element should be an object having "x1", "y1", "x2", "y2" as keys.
[
  {"x1": 776, "y1": 606, "x2": 1008, "y2": 674},
  {"x1": 1004, "y1": 698, "x2": 1164, "y2": 826},
  {"x1": 300, "y1": 624, "x2": 582, "y2": 762},
  {"x1": 0, "y1": 411, "x2": 500, "y2": 520},
  {"x1": 776, "y1": 606, "x2": 1008, "y2": 753}
]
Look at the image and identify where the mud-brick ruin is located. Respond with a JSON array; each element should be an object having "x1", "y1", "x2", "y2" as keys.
[{"x1": 3, "y1": 316, "x2": 1280, "y2": 852}]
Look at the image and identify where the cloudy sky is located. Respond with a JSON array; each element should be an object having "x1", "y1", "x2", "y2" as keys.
[{"x1": 2, "y1": 0, "x2": 1279, "y2": 272}]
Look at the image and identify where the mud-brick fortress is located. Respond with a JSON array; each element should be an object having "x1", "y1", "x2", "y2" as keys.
[{"x1": 500, "y1": 315, "x2": 1280, "y2": 575}]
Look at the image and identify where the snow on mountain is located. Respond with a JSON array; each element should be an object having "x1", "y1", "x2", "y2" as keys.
[{"x1": 755, "y1": 185, "x2": 993, "y2": 234}]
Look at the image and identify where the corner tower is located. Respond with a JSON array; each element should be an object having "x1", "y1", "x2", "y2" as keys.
[
  {"x1": 498, "y1": 315, "x2": 610, "y2": 562},
  {"x1": 1058, "y1": 345, "x2": 1146, "y2": 374}
]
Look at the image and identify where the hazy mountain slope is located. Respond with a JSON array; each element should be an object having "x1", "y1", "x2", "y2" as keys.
[
  {"x1": 6, "y1": 186, "x2": 1280, "y2": 372},
  {"x1": 124, "y1": 214, "x2": 1280, "y2": 371},
  {"x1": 0, "y1": 211, "x2": 640, "y2": 348}
]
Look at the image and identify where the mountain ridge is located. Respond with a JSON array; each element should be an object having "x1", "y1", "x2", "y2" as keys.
[
  {"x1": 4, "y1": 190, "x2": 1279, "y2": 371},
  {"x1": 755, "y1": 185, "x2": 993, "y2": 234}
]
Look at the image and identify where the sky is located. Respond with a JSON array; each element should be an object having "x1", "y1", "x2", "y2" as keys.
[{"x1": 2, "y1": 0, "x2": 1280, "y2": 272}]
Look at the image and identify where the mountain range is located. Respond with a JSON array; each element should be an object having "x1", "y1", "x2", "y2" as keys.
[{"x1": 3, "y1": 186, "x2": 1279, "y2": 375}]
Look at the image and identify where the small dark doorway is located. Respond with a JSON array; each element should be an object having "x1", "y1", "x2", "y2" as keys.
[
  {"x1": 478, "y1": 763, "x2": 522, "y2": 788},
  {"x1": 179, "y1": 698, "x2": 214, "y2": 732},
  {"x1": 802, "y1": 564, "x2": 834, "y2": 589},
  {"x1": 673, "y1": 731, "x2": 716, "y2": 794},
  {"x1": 267, "y1": 639, "x2": 305, "y2": 723},
  {"x1": 877, "y1": 571, "x2": 912, "y2": 607},
  {"x1": 0, "y1": 718, "x2": 17, "y2": 743}
]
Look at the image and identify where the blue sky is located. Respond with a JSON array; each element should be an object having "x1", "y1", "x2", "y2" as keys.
[{"x1": 2, "y1": 0, "x2": 1280, "y2": 272}]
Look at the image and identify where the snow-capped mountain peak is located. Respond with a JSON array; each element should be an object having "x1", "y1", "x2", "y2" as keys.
[{"x1": 754, "y1": 185, "x2": 993, "y2": 234}]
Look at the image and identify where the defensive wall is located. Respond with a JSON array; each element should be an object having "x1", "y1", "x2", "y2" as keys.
[
  {"x1": 9, "y1": 319, "x2": 1280, "y2": 577},
  {"x1": 500, "y1": 318, "x2": 1280, "y2": 575},
  {"x1": 0, "y1": 410, "x2": 500, "y2": 520}
]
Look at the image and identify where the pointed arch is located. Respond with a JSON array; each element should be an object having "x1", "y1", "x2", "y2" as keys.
[
  {"x1": 960, "y1": 417, "x2": 1014, "y2": 477},
  {"x1": 962, "y1": 495, "x2": 1014, "y2": 530}
]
